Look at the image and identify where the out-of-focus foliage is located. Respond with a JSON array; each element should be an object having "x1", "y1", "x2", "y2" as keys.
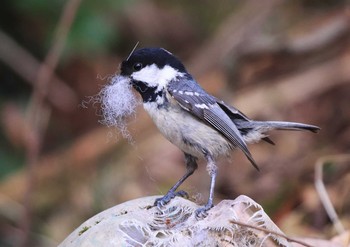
[{"x1": 10, "y1": 0, "x2": 130, "y2": 57}]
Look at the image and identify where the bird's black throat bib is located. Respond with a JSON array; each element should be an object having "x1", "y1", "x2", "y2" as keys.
[{"x1": 132, "y1": 80, "x2": 163, "y2": 103}]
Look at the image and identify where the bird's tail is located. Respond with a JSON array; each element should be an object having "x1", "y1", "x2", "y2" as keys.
[{"x1": 247, "y1": 121, "x2": 320, "y2": 133}]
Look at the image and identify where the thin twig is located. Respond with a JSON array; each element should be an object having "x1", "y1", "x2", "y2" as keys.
[
  {"x1": 0, "y1": 29, "x2": 78, "y2": 113},
  {"x1": 20, "y1": 0, "x2": 82, "y2": 246},
  {"x1": 314, "y1": 154, "x2": 349, "y2": 235},
  {"x1": 229, "y1": 219, "x2": 313, "y2": 247}
]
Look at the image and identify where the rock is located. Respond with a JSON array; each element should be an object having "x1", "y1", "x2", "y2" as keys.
[{"x1": 59, "y1": 195, "x2": 290, "y2": 247}]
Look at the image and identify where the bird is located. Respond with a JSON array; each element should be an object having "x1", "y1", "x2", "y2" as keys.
[{"x1": 119, "y1": 47, "x2": 320, "y2": 217}]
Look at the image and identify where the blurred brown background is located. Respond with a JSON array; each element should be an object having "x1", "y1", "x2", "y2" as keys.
[{"x1": 0, "y1": 0, "x2": 349, "y2": 246}]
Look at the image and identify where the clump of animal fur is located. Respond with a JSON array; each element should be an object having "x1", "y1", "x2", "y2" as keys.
[{"x1": 90, "y1": 75, "x2": 141, "y2": 140}]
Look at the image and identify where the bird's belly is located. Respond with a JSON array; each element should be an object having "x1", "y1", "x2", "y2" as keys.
[{"x1": 144, "y1": 103, "x2": 232, "y2": 158}]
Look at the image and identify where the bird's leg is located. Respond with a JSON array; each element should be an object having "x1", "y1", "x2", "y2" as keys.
[
  {"x1": 155, "y1": 153, "x2": 198, "y2": 207},
  {"x1": 196, "y1": 153, "x2": 217, "y2": 218}
]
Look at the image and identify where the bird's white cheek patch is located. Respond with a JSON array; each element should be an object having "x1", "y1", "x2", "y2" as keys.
[
  {"x1": 86, "y1": 75, "x2": 141, "y2": 141},
  {"x1": 131, "y1": 64, "x2": 181, "y2": 90}
]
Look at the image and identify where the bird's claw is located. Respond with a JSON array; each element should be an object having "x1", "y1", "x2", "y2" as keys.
[
  {"x1": 195, "y1": 203, "x2": 213, "y2": 219},
  {"x1": 154, "y1": 190, "x2": 189, "y2": 208}
]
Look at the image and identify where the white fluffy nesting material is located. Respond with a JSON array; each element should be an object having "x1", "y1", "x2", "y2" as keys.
[{"x1": 94, "y1": 75, "x2": 141, "y2": 140}]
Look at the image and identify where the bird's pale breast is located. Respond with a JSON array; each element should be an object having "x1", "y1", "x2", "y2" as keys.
[{"x1": 143, "y1": 100, "x2": 232, "y2": 158}]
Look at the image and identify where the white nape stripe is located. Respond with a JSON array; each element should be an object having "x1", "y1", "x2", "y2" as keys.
[{"x1": 131, "y1": 64, "x2": 183, "y2": 91}]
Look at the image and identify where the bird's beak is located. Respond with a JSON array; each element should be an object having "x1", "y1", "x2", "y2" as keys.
[
  {"x1": 118, "y1": 75, "x2": 140, "y2": 94},
  {"x1": 116, "y1": 74, "x2": 132, "y2": 85}
]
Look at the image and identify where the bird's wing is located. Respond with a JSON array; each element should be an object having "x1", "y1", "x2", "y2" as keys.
[
  {"x1": 167, "y1": 78, "x2": 259, "y2": 170},
  {"x1": 216, "y1": 100, "x2": 251, "y2": 121}
]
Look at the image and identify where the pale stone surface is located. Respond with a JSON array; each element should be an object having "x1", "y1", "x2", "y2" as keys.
[{"x1": 59, "y1": 195, "x2": 290, "y2": 247}]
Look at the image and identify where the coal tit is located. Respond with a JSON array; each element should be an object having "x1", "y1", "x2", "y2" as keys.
[{"x1": 119, "y1": 47, "x2": 319, "y2": 217}]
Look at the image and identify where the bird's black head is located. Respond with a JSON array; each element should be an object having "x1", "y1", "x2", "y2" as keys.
[
  {"x1": 119, "y1": 48, "x2": 187, "y2": 103},
  {"x1": 120, "y1": 48, "x2": 187, "y2": 76}
]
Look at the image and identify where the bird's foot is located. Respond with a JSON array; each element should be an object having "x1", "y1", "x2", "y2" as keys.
[
  {"x1": 154, "y1": 190, "x2": 189, "y2": 208},
  {"x1": 195, "y1": 202, "x2": 213, "y2": 219}
]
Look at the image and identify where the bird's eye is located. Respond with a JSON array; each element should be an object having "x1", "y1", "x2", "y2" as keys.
[{"x1": 133, "y1": 63, "x2": 143, "y2": 71}]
